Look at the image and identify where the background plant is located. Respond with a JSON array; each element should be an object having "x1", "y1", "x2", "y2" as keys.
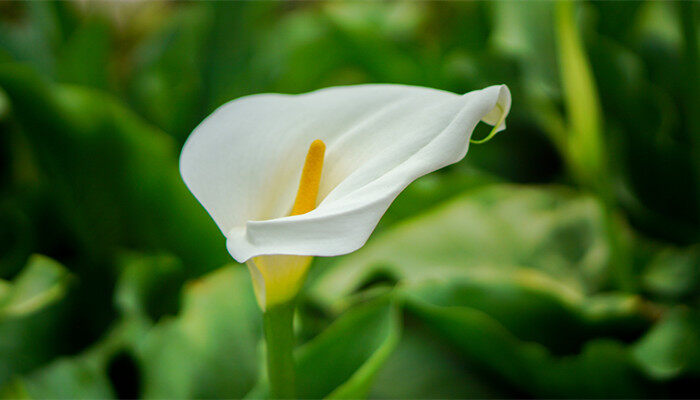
[{"x1": 0, "y1": 1, "x2": 698, "y2": 398}]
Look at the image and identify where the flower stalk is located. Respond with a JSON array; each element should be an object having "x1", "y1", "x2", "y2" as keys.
[{"x1": 263, "y1": 300, "x2": 296, "y2": 399}]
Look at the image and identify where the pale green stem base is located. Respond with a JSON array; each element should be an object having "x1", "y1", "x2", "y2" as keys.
[{"x1": 263, "y1": 301, "x2": 296, "y2": 399}]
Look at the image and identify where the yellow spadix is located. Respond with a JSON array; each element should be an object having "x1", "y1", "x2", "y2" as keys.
[{"x1": 248, "y1": 140, "x2": 326, "y2": 310}]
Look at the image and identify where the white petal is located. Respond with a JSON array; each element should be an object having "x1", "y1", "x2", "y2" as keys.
[{"x1": 180, "y1": 84, "x2": 511, "y2": 263}]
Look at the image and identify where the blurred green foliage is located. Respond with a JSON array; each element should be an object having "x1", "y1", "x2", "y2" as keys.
[{"x1": 0, "y1": 1, "x2": 698, "y2": 398}]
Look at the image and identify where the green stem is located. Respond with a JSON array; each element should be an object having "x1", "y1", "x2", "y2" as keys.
[{"x1": 263, "y1": 301, "x2": 296, "y2": 399}]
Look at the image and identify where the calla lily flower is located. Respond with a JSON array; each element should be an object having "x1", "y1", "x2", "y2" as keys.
[{"x1": 180, "y1": 84, "x2": 511, "y2": 310}]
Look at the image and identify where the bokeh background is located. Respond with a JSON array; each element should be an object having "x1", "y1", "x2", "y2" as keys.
[{"x1": 0, "y1": 1, "x2": 699, "y2": 398}]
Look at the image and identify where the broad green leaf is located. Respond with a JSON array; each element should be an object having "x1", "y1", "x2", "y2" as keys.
[
  {"x1": 632, "y1": 308, "x2": 700, "y2": 379},
  {"x1": 311, "y1": 185, "x2": 658, "y2": 358},
  {"x1": 404, "y1": 296, "x2": 549, "y2": 395},
  {"x1": 303, "y1": 170, "x2": 497, "y2": 288},
  {"x1": 136, "y1": 265, "x2": 260, "y2": 399},
  {"x1": 405, "y1": 276, "x2": 650, "y2": 354},
  {"x1": 2, "y1": 355, "x2": 114, "y2": 400},
  {"x1": 369, "y1": 321, "x2": 514, "y2": 399},
  {"x1": 404, "y1": 287, "x2": 700, "y2": 398},
  {"x1": 326, "y1": 312, "x2": 401, "y2": 398},
  {"x1": 294, "y1": 296, "x2": 401, "y2": 399},
  {"x1": 312, "y1": 185, "x2": 612, "y2": 309},
  {"x1": 0, "y1": 64, "x2": 229, "y2": 275},
  {"x1": 404, "y1": 296, "x2": 653, "y2": 398},
  {"x1": 374, "y1": 169, "x2": 498, "y2": 231},
  {"x1": 0, "y1": 255, "x2": 72, "y2": 385},
  {"x1": 0, "y1": 255, "x2": 72, "y2": 319}
]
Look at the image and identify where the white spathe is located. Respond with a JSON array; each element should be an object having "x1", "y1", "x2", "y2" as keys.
[{"x1": 180, "y1": 83, "x2": 511, "y2": 308}]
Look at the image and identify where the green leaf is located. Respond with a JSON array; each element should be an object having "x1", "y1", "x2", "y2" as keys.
[
  {"x1": 0, "y1": 312, "x2": 144, "y2": 399},
  {"x1": 292, "y1": 296, "x2": 401, "y2": 399},
  {"x1": 136, "y1": 265, "x2": 261, "y2": 399},
  {"x1": 404, "y1": 296, "x2": 652, "y2": 398},
  {"x1": 404, "y1": 296, "x2": 548, "y2": 394},
  {"x1": 312, "y1": 184, "x2": 660, "y2": 364},
  {"x1": 2, "y1": 356, "x2": 114, "y2": 400},
  {"x1": 254, "y1": 7, "x2": 357, "y2": 94},
  {"x1": 641, "y1": 245, "x2": 700, "y2": 300},
  {"x1": 490, "y1": 1, "x2": 559, "y2": 98},
  {"x1": 128, "y1": 5, "x2": 209, "y2": 140},
  {"x1": 8, "y1": 259, "x2": 255, "y2": 400},
  {"x1": 555, "y1": 2, "x2": 607, "y2": 195},
  {"x1": 321, "y1": 2, "x2": 425, "y2": 84},
  {"x1": 0, "y1": 64, "x2": 229, "y2": 275},
  {"x1": 374, "y1": 169, "x2": 498, "y2": 231},
  {"x1": 0, "y1": 255, "x2": 73, "y2": 385},
  {"x1": 55, "y1": 18, "x2": 111, "y2": 90},
  {"x1": 199, "y1": 2, "x2": 282, "y2": 111},
  {"x1": 405, "y1": 276, "x2": 650, "y2": 354},
  {"x1": 0, "y1": 255, "x2": 72, "y2": 319},
  {"x1": 632, "y1": 308, "x2": 700, "y2": 379},
  {"x1": 369, "y1": 321, "x2": 514, "y2": 399},
  {"x1": 488, "y1": 1, "x2": 571, "y2": 158},
  {"x1": 312, "y1": 185, "x2": 612, "y2": 309}
]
